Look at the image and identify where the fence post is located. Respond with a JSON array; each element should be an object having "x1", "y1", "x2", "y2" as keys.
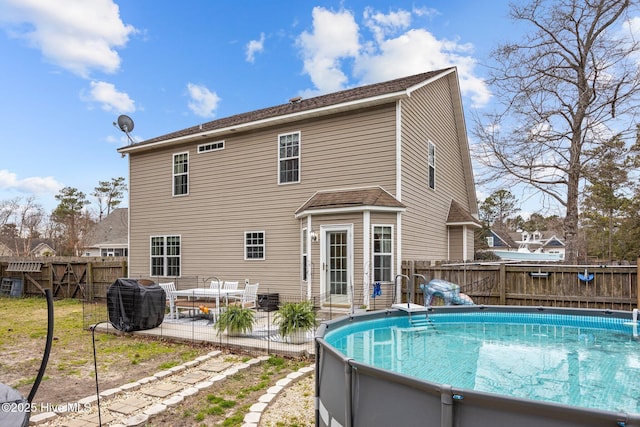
[
  {"x1": 637, "y1": 257, "x2": 640, "y2": 309},
  {"x1": 87, "y1": 261, "x2": 94, "y2": 301},
  {"x1": 499, "y1": 263, "x2": 506, "y2": 305}
]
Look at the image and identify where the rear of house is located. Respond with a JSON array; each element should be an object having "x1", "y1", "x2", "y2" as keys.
[{"x1": 118, "y1": 68, "x2": 479, "y2": 309}]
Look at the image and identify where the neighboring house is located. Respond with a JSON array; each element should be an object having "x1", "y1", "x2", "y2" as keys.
[
  {"x1": 118, "y1": 68, "x2": 480, "y2": 308},
  {"x1": 485, "y1": 229, "x2": 518, "y2": 250},
  {"x1": 0, "y1": 239, "x2": 56, "y2": 256},
  {"x1": 0, "y1": 242, "x2": 13, "y2": 256},
  {"x1": 83, "y1": 208, "x2": 129, "y2": 257},
  {"x1": 30, "y1": 242, "x2": 56, "y2": 257},
  {"x1": 486, "y1": 229, "x2": 565, "y2": 260}
]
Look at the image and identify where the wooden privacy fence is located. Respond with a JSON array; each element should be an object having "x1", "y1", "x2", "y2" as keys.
[
  {"x1": 402, "y1": 260, "x2": 639, "y2": 311},
  {"x1": 0, "y1": 258, "x2": 128, "y2": 299}
]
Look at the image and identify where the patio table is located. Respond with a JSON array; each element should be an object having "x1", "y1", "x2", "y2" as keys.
[{"x1": 172, "y1": 288, "x2": 244, "y2": 319}]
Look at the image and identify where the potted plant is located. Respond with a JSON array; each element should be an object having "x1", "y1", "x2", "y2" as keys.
[
  {"x1": 273, "y1": 300, "x2": 318, "y2": 344},
  {"x1": 213, "y1": 305, "x2": 255, "y2": 336}
]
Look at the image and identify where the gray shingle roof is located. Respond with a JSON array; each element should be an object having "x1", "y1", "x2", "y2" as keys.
[
  {"x1": 295, "y1": 187, "x2": 405, "y2": 216},
  {"x1": 84, "y1": 208, "x2": 128, "y2": 246},
  {"x1": 446, "y1": 200, "x2": 481, "y2": 226},
  {"x1": 128, "y1": 68, "x2": 451, "y2": 148}
]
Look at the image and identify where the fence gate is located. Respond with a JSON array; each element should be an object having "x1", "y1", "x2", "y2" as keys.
[{"x1": 52, "y1": 263, "x2": 86, "y2": 298}]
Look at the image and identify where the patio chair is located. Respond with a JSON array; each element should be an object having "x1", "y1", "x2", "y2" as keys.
[
  {"x1": 159, "y1": 282, "x2": 193, "y2": 319},
  {"x1": 233, "y1": 283, "x2": 259, "y2": 309}
]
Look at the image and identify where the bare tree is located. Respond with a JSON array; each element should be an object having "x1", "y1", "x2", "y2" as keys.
[{"x1": 473, "y1": 0, "x2": 640, "y2": 262}]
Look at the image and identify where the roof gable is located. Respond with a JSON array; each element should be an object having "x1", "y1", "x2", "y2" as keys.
[{"x1": 446, "y1": 200, "x2": 481, "y2": 227}]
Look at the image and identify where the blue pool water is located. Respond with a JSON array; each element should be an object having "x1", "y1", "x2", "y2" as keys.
[{"x1": 325, "y1": 312, "x2": 640, "y2": 415}]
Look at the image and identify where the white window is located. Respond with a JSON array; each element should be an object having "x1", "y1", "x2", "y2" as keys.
[
  {"x1": 173, "y1": 152, "x2": 189, "y2": 196},
  {"x1": 151, "y1": 235, "x2": 181, "y2": 276},
  {"x1": 198, "y1": 141, "x2": 224, "y2": 153},
  {"x1": 278, "y1": 132, "x2": 300, "y2": 184},
  {"x1": 373, "y1": 225, "x2": 393, "y2": 282},
  {"x1": 427, "y1": 141, "x2": 436, "y2": 190},
  {"x1": 245, "y1": 231, "x2": 265, "y2": 260}
]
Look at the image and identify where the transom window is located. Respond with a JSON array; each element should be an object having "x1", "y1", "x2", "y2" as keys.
[
  {"x1": 245, "y1": 231, "x2": 265, "y2": 260},
  {"x1": 427, "y1": 141, "x2": 436, "y2": 190},
  {"x1": 151, "y1": 235, "x2": 181, "y2": 277},
  {"x1": 173, "y1": 152, "x2": 189, "y2": 196},
  {"x1": 373, "y1": 225, "x2": 393, "y2": 282},
  {"x1": 278, "y1": 132, "x2": 300, "y2": 184},
  {"x1": 198, "y1": 141, "x2": 224, "y2": 153}
]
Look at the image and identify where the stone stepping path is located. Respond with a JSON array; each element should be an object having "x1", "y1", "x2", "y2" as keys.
[{"x1": 29, "y1": 350, "x2": 314, "y2": 427}]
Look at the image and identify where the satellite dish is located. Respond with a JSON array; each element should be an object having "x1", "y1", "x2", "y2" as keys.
[
  {"x1": 117, "y1": 115, "x2": 134, "y2": 132},
  {"x1": 114, "y1": 115, "x2": 135, "y2": 144}
]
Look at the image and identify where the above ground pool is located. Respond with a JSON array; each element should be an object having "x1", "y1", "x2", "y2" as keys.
[{"x1": 315, "y1": 306, "x2": 640, "y2": 427}]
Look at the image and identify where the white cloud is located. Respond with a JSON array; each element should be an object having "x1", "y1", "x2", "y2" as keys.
[
  {"x1": 88, "y1": 81, "x2": 135, "y2": 113},
  {"x1": 246, "y1": 32, "x2": 265, "y2": 63},
  {"x1": 186, "y1": 83, "x2": 221, "y2": 118},
  {"x1": 295, "y1": 7, "x2": 490, "y2": 107},
  {"x1": 296, "y1": 7, "x2": 360, "y2": 94},
  {"x1": 363, "y1": 7, "x2": 411, "y2": 43},
  {"x1": 0, "y1": 0, "x2": 136, "y2": 77},
  {"x1": 0, "y1": 170, "x2": 63, "y2": 195}
]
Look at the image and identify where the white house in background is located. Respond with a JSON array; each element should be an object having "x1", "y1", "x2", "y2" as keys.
[
  {"x1": 487, "y1": 229, "x2": 565, "y2": 261},
  {"x1": 83, "y1": 208, "x2": 129, "y2": 257}
]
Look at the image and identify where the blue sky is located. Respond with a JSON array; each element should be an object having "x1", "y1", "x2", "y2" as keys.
[{"x1": 0, "y1": 0, "x2": 525, "y2": 215}]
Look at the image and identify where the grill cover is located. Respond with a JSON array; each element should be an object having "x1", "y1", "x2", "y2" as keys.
[{"x1": 107, "y1": 278, "x2": 165, "y2": 331}]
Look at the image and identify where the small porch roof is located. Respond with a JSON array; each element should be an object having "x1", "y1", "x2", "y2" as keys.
[
  {"x1": 446, "y1": 200, "x2": 482, "y2": 228},
  {"x1": 295, "y1": 186, "x2": 405, "y2": 218}
]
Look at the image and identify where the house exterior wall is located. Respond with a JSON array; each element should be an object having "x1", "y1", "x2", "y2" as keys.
[
  {"x1": 399, "y1": 74, "x2": 475, "y2": 261},
  {"x1": 447, "y1": 226, "x2": 475, "y2": 261},
  {"x1": 128, "y1": 105, "x2": 398, "y2": 296}
]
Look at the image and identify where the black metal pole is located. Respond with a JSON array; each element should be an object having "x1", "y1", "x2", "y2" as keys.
[{"x1": 27, "y1": 289, "x2": 54, "y2": 403}]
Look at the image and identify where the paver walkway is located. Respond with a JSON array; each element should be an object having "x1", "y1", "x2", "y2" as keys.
[{"x1": 29, "y1": 350, "x2": 314, "y2": 427}]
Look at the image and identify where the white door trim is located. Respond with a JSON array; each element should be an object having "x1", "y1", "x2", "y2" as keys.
[{"x1": 320, "y1": 224, "x2": 354, "y2": 305}]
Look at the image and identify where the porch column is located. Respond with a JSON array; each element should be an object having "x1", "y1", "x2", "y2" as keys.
[
  {"x1": 363, "y1": 210, "x2": 371, "y2": 308},
  {"x1": 307, "y1": 215, "x2": 313, "y2": 300}
]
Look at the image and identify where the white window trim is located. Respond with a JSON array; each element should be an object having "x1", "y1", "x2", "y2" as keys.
[
  {"x1": 172, "y1": 152, "x2": 189, "y2": 196},
  {"x1": 150, "y1": 235, "x2": 181, "y2": 277},
  {"x1": 197, "y1": 140, "x2": 225, "y2": 153},
  {"x1": 372, "y1": 224, "x2": 394, "y2": 283},
  {"x1": 244, "y1": 230, "x2": 266, "y2": 260},
  {"x1": 277, "y1": 131, "x2": 301, "y2": 185},
  {"x1": 427, "y1": 140, "x2": 436, "y2": 190}
]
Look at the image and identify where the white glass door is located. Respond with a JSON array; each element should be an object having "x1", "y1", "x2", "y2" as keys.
[{"x1": 321, "y1": 225, "x2": 352, "y2": 305}]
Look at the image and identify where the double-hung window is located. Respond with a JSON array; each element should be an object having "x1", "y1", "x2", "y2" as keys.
[
  {"x1": 173, "y1": 152, "x2": 189, "y2": 196},
  {"x1": 278, "y1": 132, "x2": 300, "y2": 184},
  {"x1": 151, "y1": 235, "x2": 181, "y2": 277},
  {"x1": 245, "y1": 231, "x2": 265, "y2": 260},
  {"x1": 373, "y1": 225, "x2": 393, "y2": 282},
  {"x1": 427, "y1": 141, "x2": 436, "y2": 190}
]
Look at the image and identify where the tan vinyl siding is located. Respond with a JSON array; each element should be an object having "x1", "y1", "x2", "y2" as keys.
[
  {"x1": 400, "y1": 74, "x2": 473, "y2": 261},
  {"x1": 448, "y1": 227, "x2": 463, "y2": 260},
  {"x1": 128, "y1": 104, "x2": 397, "y2": 296}
]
